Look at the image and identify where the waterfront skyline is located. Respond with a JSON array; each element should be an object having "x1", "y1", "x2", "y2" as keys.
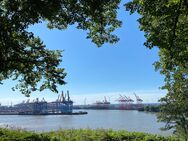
[{"x1": 0, "y1": 2, "x2": 166, "y2": 105}]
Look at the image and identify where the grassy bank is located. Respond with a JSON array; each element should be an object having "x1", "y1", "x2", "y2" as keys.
[{"x1": 0, "y1": 128, "x2": 178, "y2": 141}]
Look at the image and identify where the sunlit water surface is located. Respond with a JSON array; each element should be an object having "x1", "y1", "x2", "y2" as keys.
[{"x1": 0, "y1": 110, "x2": 172, "y2": 136}]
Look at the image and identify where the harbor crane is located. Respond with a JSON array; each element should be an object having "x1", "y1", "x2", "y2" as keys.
[
  {"x1": 116, "y1": 95, "x2": 128, "y2": 103},
  {"x1": 116, "y1": 95, "x2": 130, "y2": 110},
  {"x1": 134, "y1": 93, "x2": 143, "y2": 108},
  {"x1": 134, "y1": 93, "x2": 143, "y2": 103},
  {"x1": 103, "y1": 96, "x2": 110, "y2": 104},
  {"x1": 124, "y1": 96, "x2": 134, "y2": 103}
]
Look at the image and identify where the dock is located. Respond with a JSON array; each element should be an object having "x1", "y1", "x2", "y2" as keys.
[{"x1": 0, "y1": 90, "x2": 87, "y2": 116}]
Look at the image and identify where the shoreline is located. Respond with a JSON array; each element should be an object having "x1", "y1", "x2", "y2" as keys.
[{"x1": 0, "y1": 111, "x2": 87, "y2": 115}]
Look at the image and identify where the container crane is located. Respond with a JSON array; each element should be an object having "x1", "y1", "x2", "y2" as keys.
[
  {"x1": 124, "y1": 96, "x2": 134, "y2": 103},
  {"x1": 116, "y1": 95, "x2": 128, "y2": 103},
  {"x1": 134, "y1": 93, "x2": 143, "y2": 103},
  {"x1": 104, "y1": 96, "x2": 110, "y2": 104},
  {"x1": 134, "y1": 93, "x2": 144, "y2": 109},
  {"x1": 115, "y1": 95, "x2": 129, "y2": 110}
]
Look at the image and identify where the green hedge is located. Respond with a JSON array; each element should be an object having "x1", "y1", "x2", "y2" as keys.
[{"x1": 0, "y1": 128, "x2": 179, "y2": 141}]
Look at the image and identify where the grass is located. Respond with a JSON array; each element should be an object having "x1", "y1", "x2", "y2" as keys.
[{"x1": 0, "y1": 128, "x2": 179, "y2": 141}]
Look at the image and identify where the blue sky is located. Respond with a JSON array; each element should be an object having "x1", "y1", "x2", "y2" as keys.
[{"x1": 0, "y1": 2, "x2": 166, "y2": 105}]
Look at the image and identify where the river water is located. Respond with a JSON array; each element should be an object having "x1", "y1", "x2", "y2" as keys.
[{"x1": 0, "y1": 110, "x2": 172, "y2": 136}]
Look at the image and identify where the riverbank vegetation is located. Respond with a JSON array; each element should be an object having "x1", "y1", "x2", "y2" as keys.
[
  {"x1": 0, "y1": 128, "x2": 178, "y2": 141},
  {"x1": 138, "y1": 105, "x2": 160, "y2": 112}
]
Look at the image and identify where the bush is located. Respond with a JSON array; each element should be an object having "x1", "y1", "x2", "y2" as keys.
[{"x1": 0, "y1": 128, "x2": 178, "y2": 141}]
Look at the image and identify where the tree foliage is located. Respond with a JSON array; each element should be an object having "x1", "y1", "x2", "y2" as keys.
[
  {"x1": 0, "y1": 0, "x2": 121, "y2": 96},
  {"x1": 125, "y1": 0, "x2": 188, "y2": 140}
]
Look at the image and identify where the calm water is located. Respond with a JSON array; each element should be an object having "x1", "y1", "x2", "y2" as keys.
[{"x1": 0, "y1": 110, "x2": 172, "y2": 136}]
